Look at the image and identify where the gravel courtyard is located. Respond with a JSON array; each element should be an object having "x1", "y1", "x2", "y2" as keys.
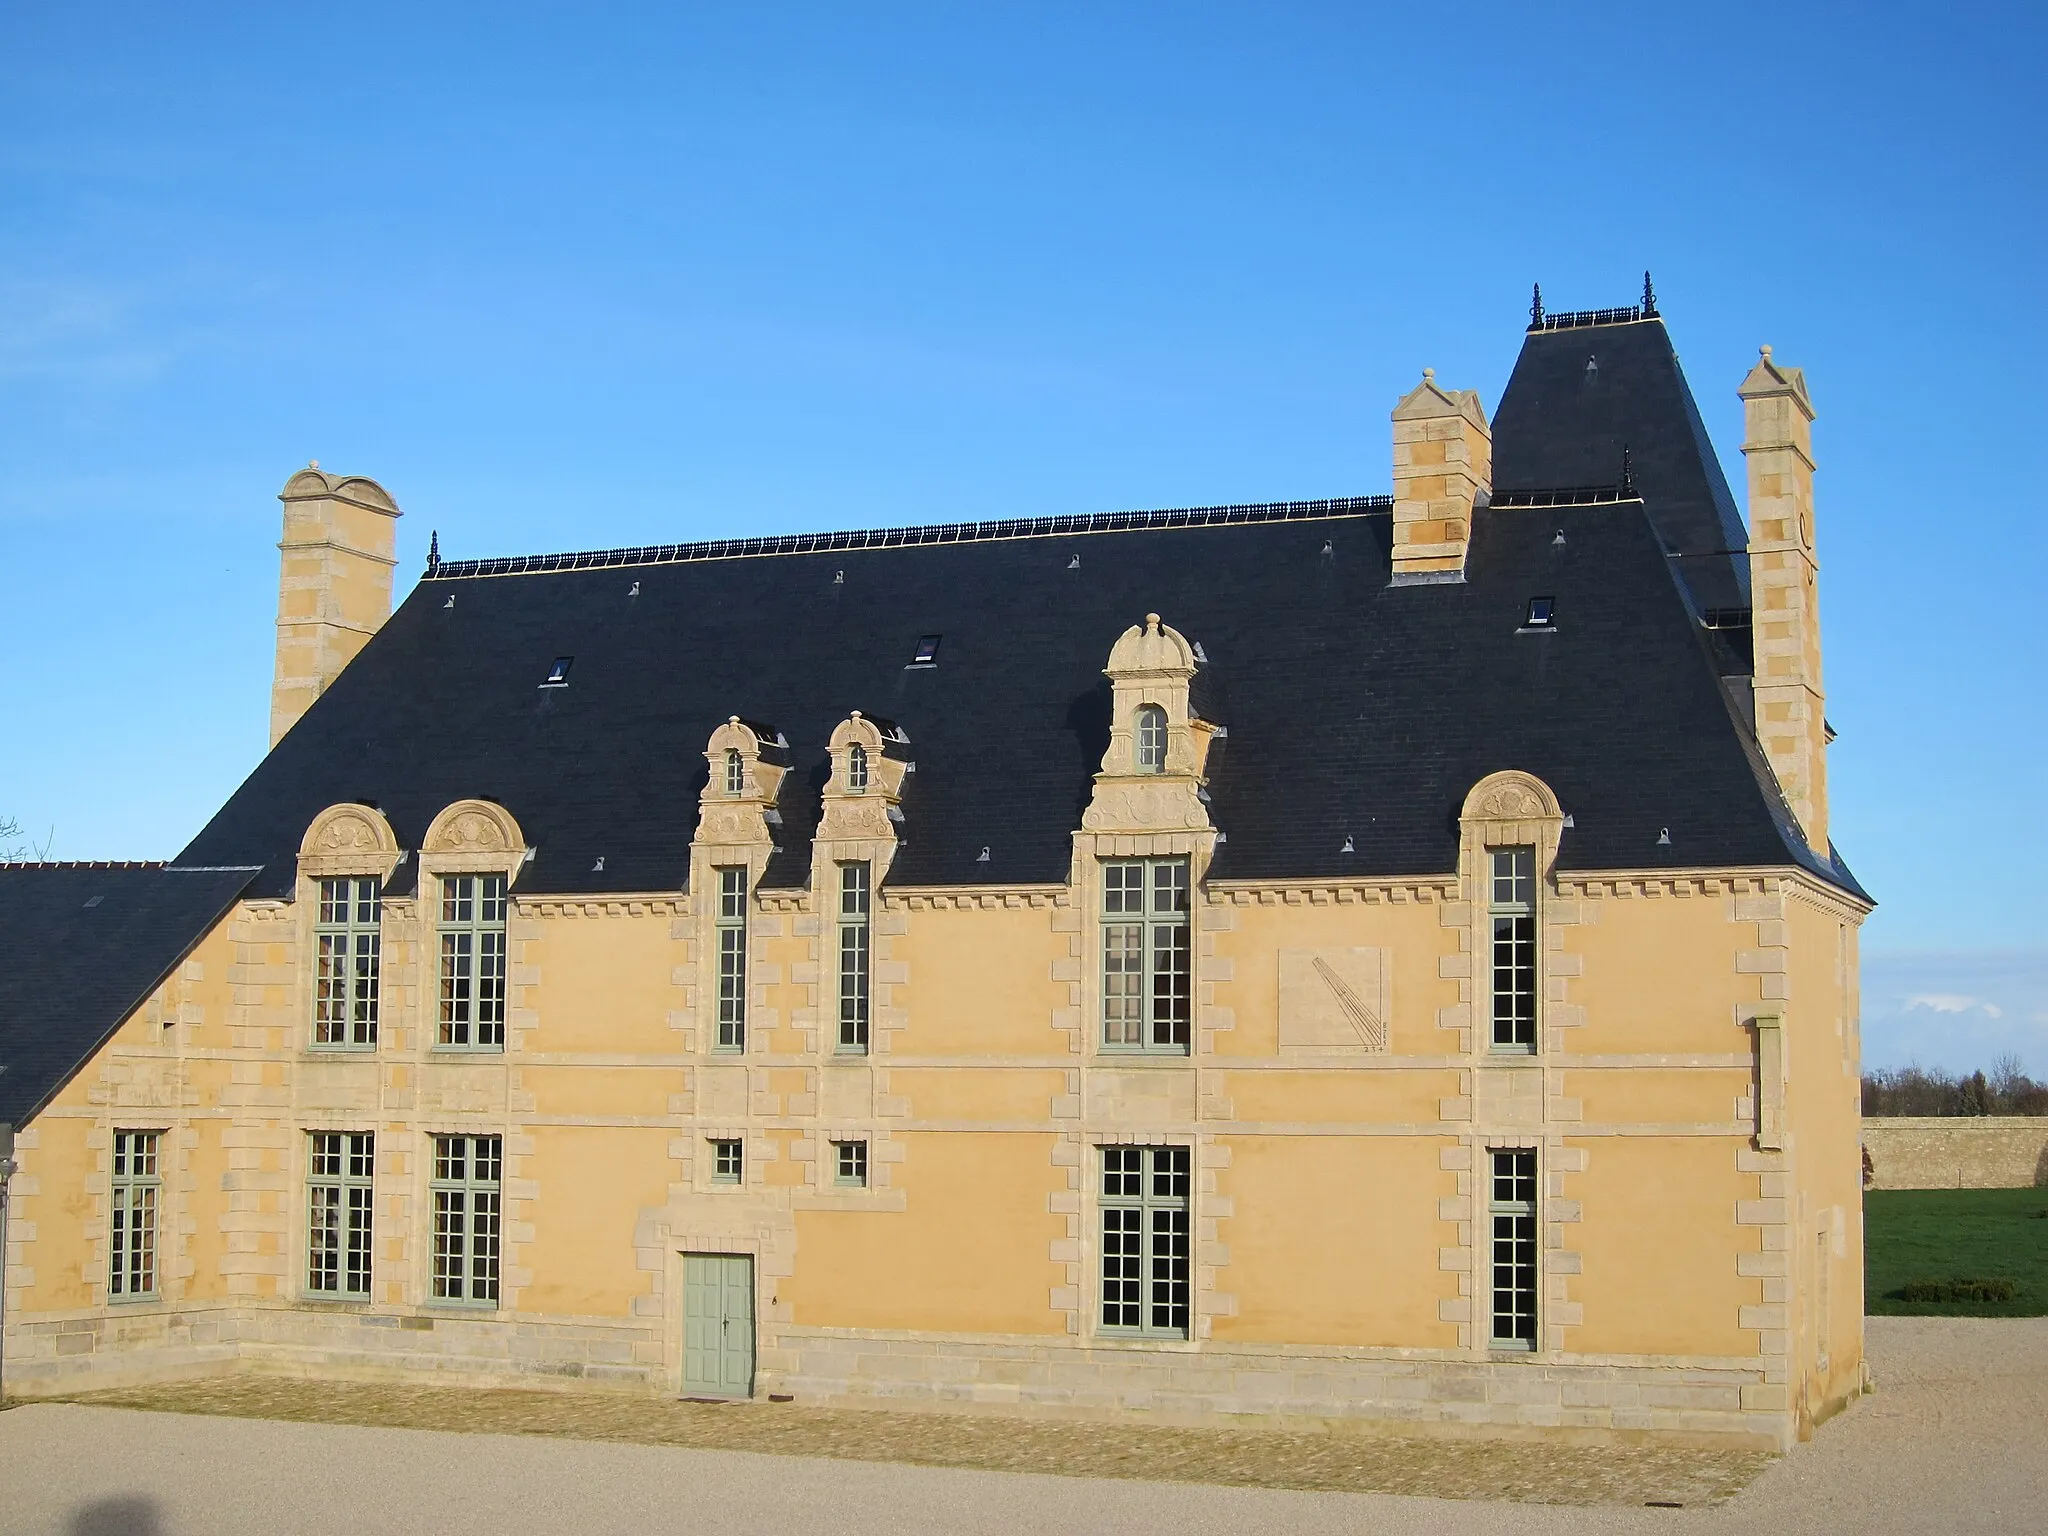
[{"x1": 1, "y1": 1317, "x2": 2041, "y2": 1535}]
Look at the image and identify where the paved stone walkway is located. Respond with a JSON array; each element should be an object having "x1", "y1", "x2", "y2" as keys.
[{"x1": 1, "y1": 1317, "x2": 2041, "y2": 1534}]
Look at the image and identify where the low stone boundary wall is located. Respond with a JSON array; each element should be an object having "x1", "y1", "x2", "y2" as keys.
[{"x1": 1862, "y1": 1117, "x2": 2048, "y2": 1189}]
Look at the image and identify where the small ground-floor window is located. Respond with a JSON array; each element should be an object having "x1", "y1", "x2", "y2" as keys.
[
  {"x1": 1489, "y1": 1148, "x2": 1538, "y2": 1349},
  {"x1": 1099, "y1": 1144, "x2": 1190, "y2": 1337},
  {"x1": 109, "y1": 1129, "x2": 162, "y2": 1301},
  {"x1": 431, "y1": 1133, "x2": 502, "y2": 1305},
  {"x1": 307, "y1": 1131, "x2": 374, "y2": 1298}
]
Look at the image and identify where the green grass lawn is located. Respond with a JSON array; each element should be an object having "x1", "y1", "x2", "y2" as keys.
[{"x1": 1865, "y1": 1187, "x2": 2048, "y2": 1316}]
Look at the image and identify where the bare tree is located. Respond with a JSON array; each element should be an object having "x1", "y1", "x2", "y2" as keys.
[{"x1": 0, "y1": 816, "x2": 52, "y2": 862}]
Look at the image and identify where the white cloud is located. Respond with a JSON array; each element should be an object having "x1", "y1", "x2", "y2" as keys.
[
  {"x1": 1863, "y1": 950, "x2": 2048, "y2": 1074},
  {"x1": 1903, "y1": 994, "x2": 2003, "y2": 1018}
]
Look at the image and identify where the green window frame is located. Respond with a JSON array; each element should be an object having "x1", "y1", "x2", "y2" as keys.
[
  {"x1": 1098, "y1": 1144, "x2": 1190, "y2": 1337},
  {"x1": 1489, "y1": 1148, "x2": 1538, "y2": 1349},
  {"x1": 314, "y1": 875, "x2": 381, "y2": 1049},
  {"x1": 109, "y1": 1129, "x2": 162, "y2": 1301},
  {"x1": 307, "y1": 1131, "x2": 374, "y2": 1299},
  {"x1": 833, "y1": 1139, "x2": 868, "y2": 1188},
  {"x1": 837, "y1": 862, "x2": 870, "y2": 1054},
  {"x1": 1134, "y1": 704, "x2": 1168, "y2": 773},
  {"x1": 715, "y1": 866, "x2": 747, "y2": 1052},
  {"x1": 1100, "y1": 858, "x2": 1191, "y2": 1053},
  {"x1": 438, "y1": 874, "x2": 507, "y2": 1051},
  {"x1": 710, "y1": 1138, "x2": 743, "y2": 1184},
  {"x1": 430, "y1": 1133, "x2": 502, "y2": 1306},
  {"x1": 1489, "y1": 847, "x2": 1537, "y2": 1052}
]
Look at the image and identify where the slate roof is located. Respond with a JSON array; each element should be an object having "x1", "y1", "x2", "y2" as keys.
[
  {"x1": 177, "y1": 312, "x2": 1864, "y2": 906},
  {"x1": 0, "y1": 863, "x2": 256, "y2": 1125},
  {"x1": 1493, "y1": 315, "x2": 1753, "y2": 616}
]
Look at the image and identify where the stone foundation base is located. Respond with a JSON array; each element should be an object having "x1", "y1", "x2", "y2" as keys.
[{"x1": 3, "y1": 1308, "x2": 1797, "y2": 1450}]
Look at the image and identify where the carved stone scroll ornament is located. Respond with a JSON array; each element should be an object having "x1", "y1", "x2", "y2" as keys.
[
  {"x1": 421, "y1": 799, "x2": 526, "y2": 872},
  {"x1": 296, "y1": 802, "x2": 402, "y2": 879}
]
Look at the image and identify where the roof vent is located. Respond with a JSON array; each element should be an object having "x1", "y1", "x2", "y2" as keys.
[
  {"x1": 976, "y1": 846, "x2": 990, "y2": 862},
  {"x1": 1552, "y1": 529, "x2": 1566, "y2": 546},
  {"x1": 540, "y1": 657, "x2": 573, "y2": 688},
  {"x1": 1340, "y1": 835, "x2": 1355, "y2": 854},
  {"x1": 592, "y1": 856, "x2": 605, "y2": 872},
  {"x1": 1191, "y1": 641, "x2": 1208, "y2": 663},
  {"x1": 834, "y1": 570, "x2": 845, "y2": 584},
  {"x1": 1656, "y1": 827, "x2": 1671, "y2": 846},
  {"x1": 628, "y1": 580, "x2": 640, "y2": 596},
  {"x1": 443, "y1": 594, "x2": 455, "y2": 609},
  {"x1": 83, "y1": 894, "x2": 104, "y2": 909},
  {"x1": 1562, "y1": 814, "x2": 1575, "y2": 829},
  {"x1": 1067, "y1": 554, "x2": 1081, "y2": 570}
]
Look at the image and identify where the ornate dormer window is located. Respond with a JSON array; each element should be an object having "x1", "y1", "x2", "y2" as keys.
[
  {"x1": 697, "y1": 718, "x2": 786, "y2": 845},
  {"x1": 419, "y1": 799, "x2": 529, "y2": 1055},
  {"x1": 1134, "y1": 705, "x2": 1167, "y2": 773},
  {"x1": 1081, "y1": 613, "x2": 1217, "y2": 834},
  {"x1": 1456, "y1": 771, "x2": 1565, "y2": 1057},
  {"x1": 817, "y1": 712, "x2": 907, "y2": 842},
  {"x1": 297, "y1": 803, "x2": 403, "y2": 1053}
]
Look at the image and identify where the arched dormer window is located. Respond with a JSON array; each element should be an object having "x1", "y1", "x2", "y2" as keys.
[
  {"x1": 1134, "y1": 706, "x2": 1167, "y2": 773},
  {"x1": 724, "y1": 747, "x2": 746, "y2": 796},
  {"x1": 847, "y1": 741, "x2": 870, "y2": 793}
]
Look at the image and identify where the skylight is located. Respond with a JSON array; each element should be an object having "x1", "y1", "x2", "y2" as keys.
[
  {"x1": 908, "y1": 635, "x2": 941, "y2": 667},
  {"x1": 1524, "y1": 597, "x2": 1555, "y2": 628},
  {"x1": 541, "y1": 657, "x2": 573, "y2": 687}
]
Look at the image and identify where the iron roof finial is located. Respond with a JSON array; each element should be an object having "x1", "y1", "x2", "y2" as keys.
[
  {"x1": 427, "y1": 529, "x2": 440, "y2": 574},
  {"x1": 1642, "y1": 270, "x2": 1657, "y2": 317},
  {"x1": 1619, "y1": 444, "x2": 1636, "y2": 497},
  {"x1": 1530, "y1": 282, "x2": 1545, "y2": 329}
]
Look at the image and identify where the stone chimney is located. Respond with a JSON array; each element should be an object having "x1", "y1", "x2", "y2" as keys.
[
  {"x1": 1738, "y1": 347, "x2": 1828, "y2": 853},
  {"x1": 270, "y1": 466, "x2": 402, "y2": 746},
  {"x1": 1390, "y1": 370, "x2": 1491, "y2": 582}
]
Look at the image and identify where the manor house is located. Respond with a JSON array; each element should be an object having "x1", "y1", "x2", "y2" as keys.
[{"x1": 0, "y1": 293, "x2": 1868, "y2": 1448}]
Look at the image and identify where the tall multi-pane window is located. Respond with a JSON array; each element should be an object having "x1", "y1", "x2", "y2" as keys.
[
  {"x1": 1101, "y1": 859, "x2": 1191, "y2": 1052},
  {"x1": 837, "y1": 862, "x2": 870, "y2": 1053},
  {"x1": 307, "y1": 1131, "x2": 374, "y2": 1299},
  {"x1": 724, "y1": 747, "x2": 747, "y2": 796},
  {"x1": 1489, "y1": 848, "x2": 1537, "y2": 1051},
  {"x1": 846, "y1": 742, "x2": 869, "y2": 793},
  {"x1": 314, "y1": 876, "x2": 381, "y2": 1048},
  {"x1": 431, "y1": 1134, "x2": 501, "y2": 1306},
  {"x1": 108, "y1": 1130, "x2": 161, "y2": 1300},
  {"x1": 1100, "y1": 1145, "x2": 1190, "y2": 1337},
  {"x1": 715, "y1": 866, "x2": 748, "y2": 1052},
  {"x1": 1489, "y1": 1149, "x2": 1538, "y2": 1349},
  {"x1": 1134, "y1": 705, "x2": 1168, "y2": 773},
  {"x1": 439, "y1": 874, "x2": 508, "y2": 1050}
]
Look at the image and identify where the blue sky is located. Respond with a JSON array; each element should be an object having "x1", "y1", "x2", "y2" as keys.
[{"x1": 2, "y1": 3, "x2": 2042, "y2": 1071}]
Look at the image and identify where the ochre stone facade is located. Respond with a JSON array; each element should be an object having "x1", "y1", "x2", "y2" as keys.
[{"x1": 3, "y1": 797, "x2": 1866, "y2": 1447}]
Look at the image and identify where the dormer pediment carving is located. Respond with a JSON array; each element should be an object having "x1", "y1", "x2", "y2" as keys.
[
  {"x1": 297, "y1": 802, "x2": 402, "y2": 882},
  {"x1": 1083, "y1": 613, "x2": 1215, "y2": 833},
  {"x1": 422, "y1": 798, "x2": 528, "y2": 876}
]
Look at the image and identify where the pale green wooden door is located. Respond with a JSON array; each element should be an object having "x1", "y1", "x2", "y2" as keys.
[{"x1": 682, "y1": 1253, "x2": 754, "y2": 1398}]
